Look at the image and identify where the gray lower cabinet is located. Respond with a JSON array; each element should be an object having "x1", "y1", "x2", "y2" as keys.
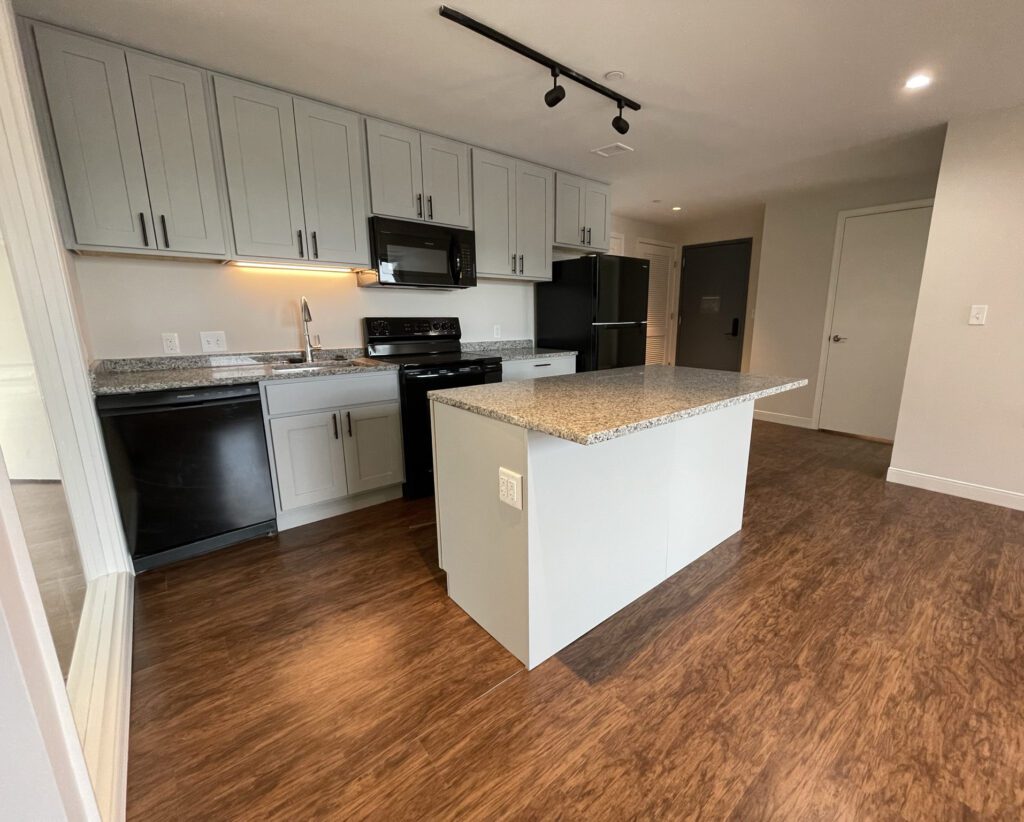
[
  {"x1": 216, "y1": 76, "x2": 369, "y2": 265},
  {"x1": 340, "y1": 402, "x2": 404, "y2": 494},
  {"x1": 126, "y1": 52, "x2": 225, "y2": 254},
  {"x1": 366, "y1": 118, "x2": 471, "y2": 228},
  {"x1": 35, "y1": 25, "x2": 153, "y2": 249},
  {"x1": 214, "y1": 76, "x2": 306, "y2": 260},
  {"x1": 473, "y1": 149, "x2": 553, "y2": 281},
  {"x1": 270, "y1": 410, "x2": 349, "y2": 511},
  {"x1": 34, "y1": 24, "x2": 225, "y2": 253},
  {"x1": 554, "y1": 172, "x2": 610, "y2": 252},
  {"x1": 293, "y1": 99, "x2": 369, "y2": 265}
]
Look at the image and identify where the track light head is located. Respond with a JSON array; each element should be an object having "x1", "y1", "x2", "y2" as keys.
[
  {"x1": 544, "y1": 67, "x2": 565, "y2": 107},
  {"x1": 612, "y1": 101, "x2": 630, "y2": 134}
]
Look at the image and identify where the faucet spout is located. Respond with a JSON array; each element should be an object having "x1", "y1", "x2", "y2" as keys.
[{"x1": 300, "y1": 296, "x2": 321, "y2": 362}]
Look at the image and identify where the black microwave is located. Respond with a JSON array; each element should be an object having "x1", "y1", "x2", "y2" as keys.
[{"x1": 358, "y1": 216, "x2": 476, "y2": 289}]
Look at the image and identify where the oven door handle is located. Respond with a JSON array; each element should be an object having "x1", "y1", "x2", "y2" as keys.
[{"x1": 406, "y1": 368, "x2": 483, "y2": 379}]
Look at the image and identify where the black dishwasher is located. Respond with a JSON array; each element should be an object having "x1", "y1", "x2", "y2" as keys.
[{"x1": 96, "y1": 384, "x2": 277, "y2": 571}]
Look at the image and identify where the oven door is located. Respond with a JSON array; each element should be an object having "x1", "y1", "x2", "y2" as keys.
[
  {"x1": 399, "y1": 366, "x2": 488, "y2": 497},
  {"x1": 369, "y1": 217, "x2": 476, "y2": 288}
]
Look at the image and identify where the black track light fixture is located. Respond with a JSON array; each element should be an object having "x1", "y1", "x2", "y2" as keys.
[
  {"x1": 612, "y1": 101, "x2": 630, "y2": 135},
  {"x1": 544, "y1": 67, "x2": 566, "y2": 108}
]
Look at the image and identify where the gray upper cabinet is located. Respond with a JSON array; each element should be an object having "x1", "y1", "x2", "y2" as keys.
[
  {"x1": 365, "y1": 119, "x2": 423, "y2": 221},
  {"x1": 35, "y1": 26, "x2": 153, "y2": 249},
  {"x1": 215, "y1": 76, "x2": 306, "y2": 260},
  {"x1": 420, "y1": 133, "x2": 471, "y2": 228},
  {"x1": 294, "y1": 99, "x2": 369, "y2": 266},
  {"x1": 555, "y1": 172, "x2": 610, "y2": 251},
  {"x1": 515, "y1": 161, "x2": 554, "y2": 280},
  {"x1": 127, "y1": 53, "x2": 225, "y2": 254},
  {"x1": 472, "y1": 149, "x2": 516, "y2": 276},
  {"x1": 473, "y1": 149, "x2": 553, "y2": 281},
  {"x1": 366, "y1": 118, "x2": 471, "y2": 228}
]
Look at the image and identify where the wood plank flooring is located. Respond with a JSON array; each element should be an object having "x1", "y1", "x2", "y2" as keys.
[{"x1": 127, "y1": 421, "x2": 1024, "y2": 820}]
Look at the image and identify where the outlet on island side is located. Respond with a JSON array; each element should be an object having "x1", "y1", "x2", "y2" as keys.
[
  {"x1": 498, "y1": 466, "x2": 523, "y2": 510},
  {"x1": 200, "y1": 330, "x2": 228, "y2": 353}
]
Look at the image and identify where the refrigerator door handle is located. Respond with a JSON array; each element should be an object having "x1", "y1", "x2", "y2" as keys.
[{"x1": 592, "y1": 321, "x2": 648, "y2": 327}]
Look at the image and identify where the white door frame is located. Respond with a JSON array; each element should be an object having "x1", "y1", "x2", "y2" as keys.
[
  {"x1": 811, "y1": 199, "x2": 934, "y2": 429},
  {"x1": 636, "y1": 237, "x2": 679, "y2": 364}
]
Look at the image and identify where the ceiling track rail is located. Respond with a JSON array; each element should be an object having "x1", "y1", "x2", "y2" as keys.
[{"x1": 438, "y1": 5, "x2": 642, "y2": 112}]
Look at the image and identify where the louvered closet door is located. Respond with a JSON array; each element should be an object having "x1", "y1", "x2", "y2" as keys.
[{"x1": 636, "y1": 239, "x2": 674, "y2": 364}]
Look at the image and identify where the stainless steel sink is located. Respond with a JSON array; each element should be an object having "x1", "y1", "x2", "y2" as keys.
[{"x1": 270, "y1": 362, "x2": 334, "y2": 374}]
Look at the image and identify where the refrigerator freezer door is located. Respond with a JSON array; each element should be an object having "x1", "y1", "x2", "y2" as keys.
[
  {"x1": 592, "y1": 323, "x2": 648, "y2": 370},
  {"x1": 595, "y1": 256, "x2": 650, "y2": 323}
]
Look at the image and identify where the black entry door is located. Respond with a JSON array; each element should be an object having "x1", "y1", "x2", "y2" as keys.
[{"x1": 676, "y1": 239, "x2": 752, "y2": 371}]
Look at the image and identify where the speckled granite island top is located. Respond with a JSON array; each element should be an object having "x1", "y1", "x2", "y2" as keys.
[{"x1": 429, "y1": 365, "x2": 807, "y2": 445}]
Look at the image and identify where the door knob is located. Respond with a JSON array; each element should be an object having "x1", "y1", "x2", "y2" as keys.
[{"x1": 832, "y1": 334, "x2": 847, "y2": 342}]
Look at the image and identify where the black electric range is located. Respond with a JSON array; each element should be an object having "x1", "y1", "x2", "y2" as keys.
[{"x1": 364, "y1": 317, "x2": 501, "y2": 497}]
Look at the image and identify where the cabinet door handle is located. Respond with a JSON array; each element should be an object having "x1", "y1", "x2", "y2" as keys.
[
  {"x1": 427, "y1": 195, "x2": 433, "y2": 220},
  {"x1": 139, "y1": 213, "x2": 150, "y2": 247},
  {"x1": 511, "y1": 253, "x2": 516, "y2": 273},
  {"x1": 297, "y1": 229, "x2": 305, "y2": 258},
  {"x1": 160, "y1": 214, "x2": 170, "y2": 249},
  {"x1": 332, "y1": 413, "x2": 339, "y2": 439},
  {"x1": 311, "y1": 230, "x2": 319, "y2": 259},
  {"x1": 346, "y1": 411, "x2": 353, "y2": 437},
  {"x1": 580, "y1": 226, "x2": 585, "y2": 244},
  {"x1": 533, "y1": 362, "x2": 551, "y2": 368},
  {"x1": 417, "y1": 193, "x2": 423, "y2": 218},
  {"x1": 587, "y1": 227, "x2": 592, "y2": 245},
  {"x1": 518, "y1": 254, "x2": 524, "y2": 274}
]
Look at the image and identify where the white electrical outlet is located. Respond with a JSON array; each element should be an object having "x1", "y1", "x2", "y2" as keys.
[
  {"x1": 493, "y1": 324, "x2": 501, "y2": 339},
  {"x1": 498, "y1": 467, "x2": 523, "y2": 510},
  {"x1": 161, "y1": 332, "x2": 180, "y2": 354},
  {"x1": 200, "y1": 330, "x2": 227, "y2": 352},
  {"x1": 968, "y1": 305, "x2": 988, "y2": 325}
]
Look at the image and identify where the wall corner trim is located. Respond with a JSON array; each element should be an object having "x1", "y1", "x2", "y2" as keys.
[
  {"x1": 753, "y1": 410, "x2": 817, "y2": 429},
  {"x1": 886, "y1": 467, "x2": 1024, "y2": 512}
]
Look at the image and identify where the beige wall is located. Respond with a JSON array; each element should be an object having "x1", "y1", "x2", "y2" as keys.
[
  {"x1": 72, "y1": 256, "x2": 537, "y2": 358},
  {"x1": 749, "y1": 173, "x2": 940, "y2": 422},
  {"x1": 889, "y1": 105, "x2": 1024, "y2": 508},
  {"x1": 609, "y1": 215, "x2": 679, "y2": 257}
]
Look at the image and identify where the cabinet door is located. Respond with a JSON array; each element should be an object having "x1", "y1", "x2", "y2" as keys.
[
  {"x1": 554, "y1": 172, "x2": 586, "y2": 246},
  {"x1": 585, "y1": 180, "x2": 611, "y2": 251},
  {"x1": 35, "y1": 26, "x2": 153, "y2": 249},
  {"x1": 365, "y1": 119, "x2": 423, "y2": 220},
  {"x1": 127, "y1": 53, "x2": 225, "y2": 255},
  {"x1": 340, "y1": 403, "x2": 404, "y2": 494},
  {"x1": 472, "y1": 149, "x2": 516, "y2": 276},
  {"x1": 294, "y1": 99, "x2": 369, "y2": 265},
  {"x1": 421, "y1": 133, "x2": 471, "y2": 227},
  {"x1": 270, "y1": 411, "x2": 348, "y2": 510},
  {"x1": 515, "y1": 161, "x2": 554, "y2": 280},
  {"x1": 214, "y1": 76, "x2": 306, "y2": 260}
]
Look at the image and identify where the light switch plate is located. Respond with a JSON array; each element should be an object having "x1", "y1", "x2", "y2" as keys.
[
  {"x1": 968, "y1": 305, "x2": 988, "y2": 325},
  {"x1": 498, "y1": 466, "x2": 523, "y2": 510},
  {"x1": 200, "y1": 330, "x2": 227, "y2": 352},
  {"x1": 161, "y1": 332, "x2": 180, "y2": 354},
  {"x1": 493, "y1": 324, "x2": 501, "y2": 339}
]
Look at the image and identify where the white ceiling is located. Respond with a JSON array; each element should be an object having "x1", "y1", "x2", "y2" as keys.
[{"x1": 16, "y1": 0, "x2": 1024, "y2": 224}]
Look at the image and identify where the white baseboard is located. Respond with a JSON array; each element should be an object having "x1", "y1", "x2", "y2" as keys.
[
  {"x1": 753, "y1": 410, "x2": 817, "y2": 429},
  {"x1": 276, "y1": 485, "x2": 403, "y2": 531},
  {"x1": 886, "y1": 467, "x2": 1024, "y2": 511},
  {"x1": 67, "y1": 571, "x2": 133, "y2": 822}
]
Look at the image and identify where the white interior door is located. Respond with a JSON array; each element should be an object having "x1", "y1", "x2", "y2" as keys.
[
  {"x1": 635, "y1": 239, "x2": 674, "y2": 364},
  {"x1": 819, "y1": 205, "x2": 933, "y2": 440}
]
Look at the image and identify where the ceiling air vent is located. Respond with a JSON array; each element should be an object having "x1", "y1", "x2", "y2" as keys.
[{"x1": 590, "y1": 142, "x2": 634, "y2": 158}]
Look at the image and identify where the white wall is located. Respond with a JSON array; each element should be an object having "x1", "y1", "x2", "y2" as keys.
[
  {"x1": 749, "y1": 173, "x2": 940, "y2": 423},
  {"x1": 889, "y1": 105, "x2": 1024, "y2": 510},
  {"x1": 71, "y1": 256, "x2": 537, "y2": 358},
  {"x1": 676, "y1": 206, "x2": 765, "y2": 371},
  {"x1": 609, "y1": 214, "x2": 679, "y2": 257},
  {"x1": 0, "y1": 235, "x2": 60, "y2": 479}
]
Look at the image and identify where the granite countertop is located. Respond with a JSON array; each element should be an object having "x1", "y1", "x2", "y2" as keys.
[
  {"x1": 428, "y1": 365, "x2": 808, "y2": 445},
  {"x1": 472, "y1": 347, "x2": 575, "y2": 361},
  {"x1": 89, "y1": 341, "x2": 575, "y2": 395}
]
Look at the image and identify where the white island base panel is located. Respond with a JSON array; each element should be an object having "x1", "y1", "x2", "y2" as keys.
[{"x1": 431, "y1": 398, "x2": 754, "y2": 669}]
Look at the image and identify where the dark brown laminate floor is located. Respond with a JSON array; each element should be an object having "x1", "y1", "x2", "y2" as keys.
[{"x1": 128, "y1": 422, "x2": 1024, "y2": 820}]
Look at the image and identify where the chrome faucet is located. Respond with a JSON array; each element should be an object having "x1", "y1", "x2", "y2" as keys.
[{"x1": 300, "y1": 296, "x2": 321, "y2": 363}]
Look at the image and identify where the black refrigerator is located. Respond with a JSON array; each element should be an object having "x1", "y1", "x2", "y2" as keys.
[{"x1": 535, "y1": 255, "x2": 650, "y2": 372}]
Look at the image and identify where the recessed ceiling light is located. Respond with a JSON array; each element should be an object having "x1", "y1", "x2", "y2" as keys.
[
  {"x1": 671, "y1": 206, "x2": 682, "y2": 211},
  {"x1": 604, "y1": 70, "x2": 625, "y2": 81},
  {"x1": 904, "y1": 73, "x2": 932, "y2": 90}
]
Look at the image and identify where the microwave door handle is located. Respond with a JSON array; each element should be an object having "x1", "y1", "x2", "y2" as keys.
[{"x1": 449, "y1": 237, "x2": 461, "y2": 285}]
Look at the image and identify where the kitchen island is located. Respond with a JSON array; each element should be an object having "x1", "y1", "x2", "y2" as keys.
[{"x1": 429, "y1": 365, "x2": 806, "y2": 669}]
